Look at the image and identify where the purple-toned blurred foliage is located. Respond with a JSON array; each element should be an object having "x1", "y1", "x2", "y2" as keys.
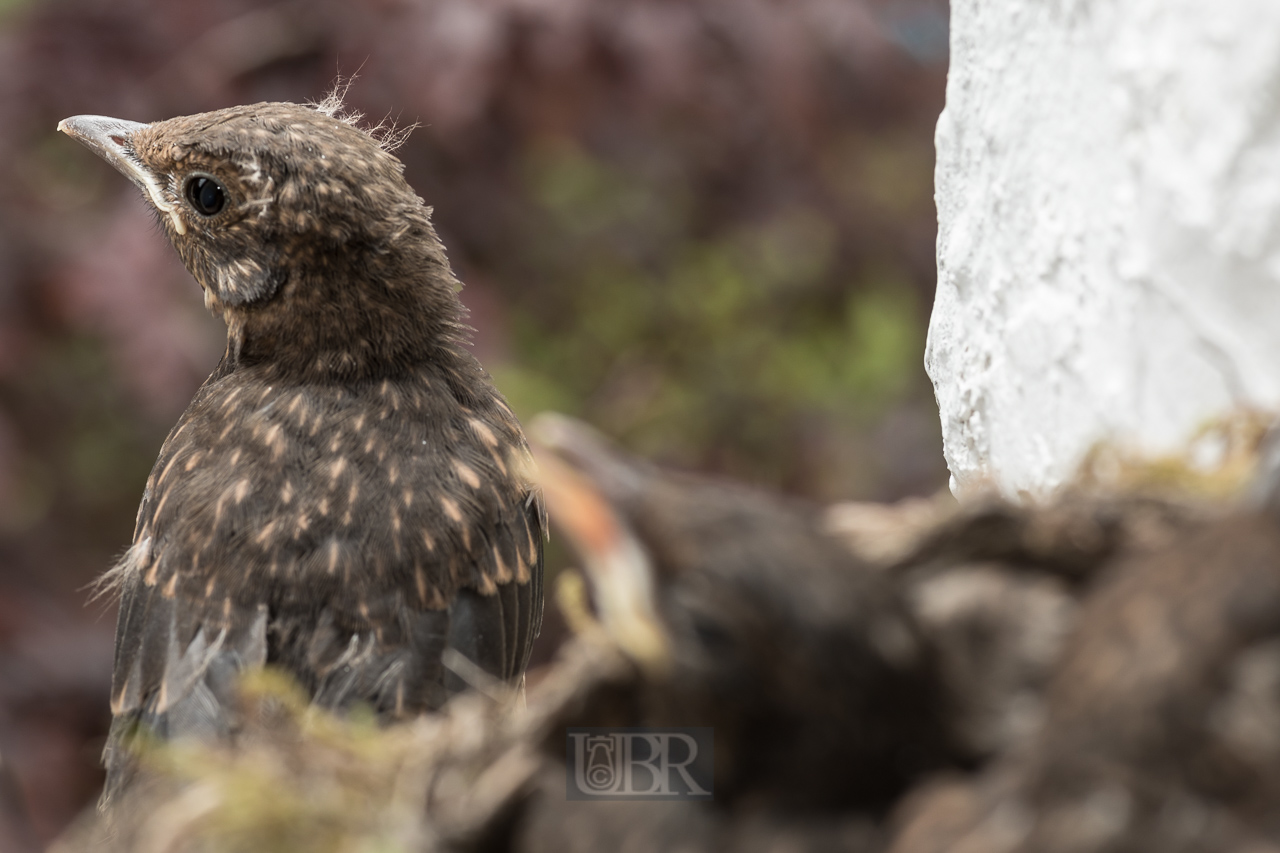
[{"x1": 0, "y1": 0, "x2": 947, "y2": 845}]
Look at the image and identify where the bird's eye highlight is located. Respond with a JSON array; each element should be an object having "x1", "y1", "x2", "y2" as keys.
[{"x1": 183, "y1": 174, "x2": 227, "y2": 217}]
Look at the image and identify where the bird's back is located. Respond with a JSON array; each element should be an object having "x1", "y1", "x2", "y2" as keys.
[{"x1": 103, "y1": 355, "x2": 543, "y2": 802}]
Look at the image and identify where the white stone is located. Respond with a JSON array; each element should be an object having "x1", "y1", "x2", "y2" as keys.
[{"x1": 927, "y1": 0, "x2": 1280, "y2": 498}]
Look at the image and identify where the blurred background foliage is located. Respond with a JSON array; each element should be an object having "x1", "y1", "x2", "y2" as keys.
[{"x1": 0, "y1": 0, "x2": 948, "y2": 845}]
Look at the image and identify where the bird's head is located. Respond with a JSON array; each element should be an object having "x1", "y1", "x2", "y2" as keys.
[{"x1": 59, "y1": 101, "x2": 462, "y2": 378}]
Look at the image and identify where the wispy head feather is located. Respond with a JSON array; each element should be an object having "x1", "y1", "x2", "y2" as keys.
[{"x1": 309, "y1": 77, "x2": 418, "y2": 153}]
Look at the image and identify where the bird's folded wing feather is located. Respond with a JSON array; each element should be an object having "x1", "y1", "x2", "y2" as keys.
[
  {"x1": 102, "y1": 487, "x2": 543, "y2": 804},
  {"x1": 103, "y1": 537, "x2": 269, "y2": 804}
]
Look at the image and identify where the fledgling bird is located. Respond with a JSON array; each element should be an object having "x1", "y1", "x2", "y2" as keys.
[
  {"x1": 58, "y1": 100, "x2": 544, "y2": 805},
  {"x1": 530, "y1": 415, "x2": 958, "y2": 814}
]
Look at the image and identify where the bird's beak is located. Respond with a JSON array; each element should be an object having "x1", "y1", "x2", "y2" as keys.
[
  {"x1": 57, "y1": 115, "x2": 185, "y2": 233},
  {"x1": 57, "y1": 115, "x2": 152, "y2": 192}
]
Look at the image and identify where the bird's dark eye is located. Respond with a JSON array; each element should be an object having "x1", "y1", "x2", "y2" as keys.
[{"x1": 184, "y1": 174, "x2": 226, "y2": 217}]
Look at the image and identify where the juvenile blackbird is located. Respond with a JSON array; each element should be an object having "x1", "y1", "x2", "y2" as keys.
[
  {"x1": 530, "y1": 415, "x2": 958, "y2": 813},
  {"x1": 58, "y1": 101, "x2": 544, "y2": 803}
]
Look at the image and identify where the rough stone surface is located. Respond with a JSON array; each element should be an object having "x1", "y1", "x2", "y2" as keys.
[{"x1": 928, "y1": 0, "x2": 1280, "y2": 498}]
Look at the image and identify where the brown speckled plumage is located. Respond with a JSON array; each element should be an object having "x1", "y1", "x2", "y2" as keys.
[{"x1": 60, "y1": 101, "x2": 544, "y2": 805}]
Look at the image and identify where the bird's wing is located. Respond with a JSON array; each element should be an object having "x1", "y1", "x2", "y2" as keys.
[
  {"x1": 101, "y1": 514, "x2": 544, "y2": 803},
  {"x1": 442, "y1": 488, "x2": 545, "y2": 690},
  {"x1": 102, "y1": 536, "x2": 270, "y2": 805},
  {"x1": 270, "y1": 482, "x2": 545, "y2": 715},
  {"x1": 522, "y1": 488, "x2": 547, "y2": 671}
]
